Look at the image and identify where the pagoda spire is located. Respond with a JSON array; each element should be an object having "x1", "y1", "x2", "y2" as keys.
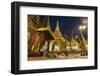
[
  {"x1": 79, "y1": 31, "x2": 88, "y2": 56},
  {"x1": 54, "y1": 21, "x2": 60, "y2": 33},
  {"x1": 53, "y1": 21, "x2": 65, "y2": 41},
  {"x1": 46, "y1": 16, "x2": 52, "y2": 32},
  {"x1": 80, "y1": 31, "x2": 87, "y2": 44}
]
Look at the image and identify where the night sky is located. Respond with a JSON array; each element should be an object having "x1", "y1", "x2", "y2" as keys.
[
  {"x1": 49, "y1": 16, "x2": 87, "y2": 39},
  {"x1": 50, "y1": 16, "x2": 81, "y2": 33}
]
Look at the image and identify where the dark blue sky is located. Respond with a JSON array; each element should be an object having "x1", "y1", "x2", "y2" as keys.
[
  {"x1": 49, "y1": 16, "x2": 87, "y2": 39},
  {"x1": 50, "y1": 16, "x2": 81, "y2": 34}
]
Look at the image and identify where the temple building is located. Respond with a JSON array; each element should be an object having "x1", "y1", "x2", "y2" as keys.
[
  {"x1": 70, "y1": 37, "x2": 80, "y2": 51},
  {"x1": 28, "y1": 16, "x2": 40, "y2": 53},
  {"x1": 28, "y1": 16, "x2": 87, "y2": 57},
  {"x1": 28, "y1": 16, "x2": 54, "y2": 57},
  {"x1": 52, "y1": 21, "x2": 66, "y2": 52},
  {"x1": 53, "y1": 21, "x2": 65, "y2": 41}
]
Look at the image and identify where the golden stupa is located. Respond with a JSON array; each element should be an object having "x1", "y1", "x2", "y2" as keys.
[
  {"x1": 70, "y1": 37, "x2": 80, "y2": 51},
  {"x1": 53, "y1": 21, "x2": 66, "y2": 52},
  {"x1": 53, "y1": 21, "x2": 65, "y2": 41},
  {"x1": 79, "y1": 31, "x2": 88, "y2": 55}
]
